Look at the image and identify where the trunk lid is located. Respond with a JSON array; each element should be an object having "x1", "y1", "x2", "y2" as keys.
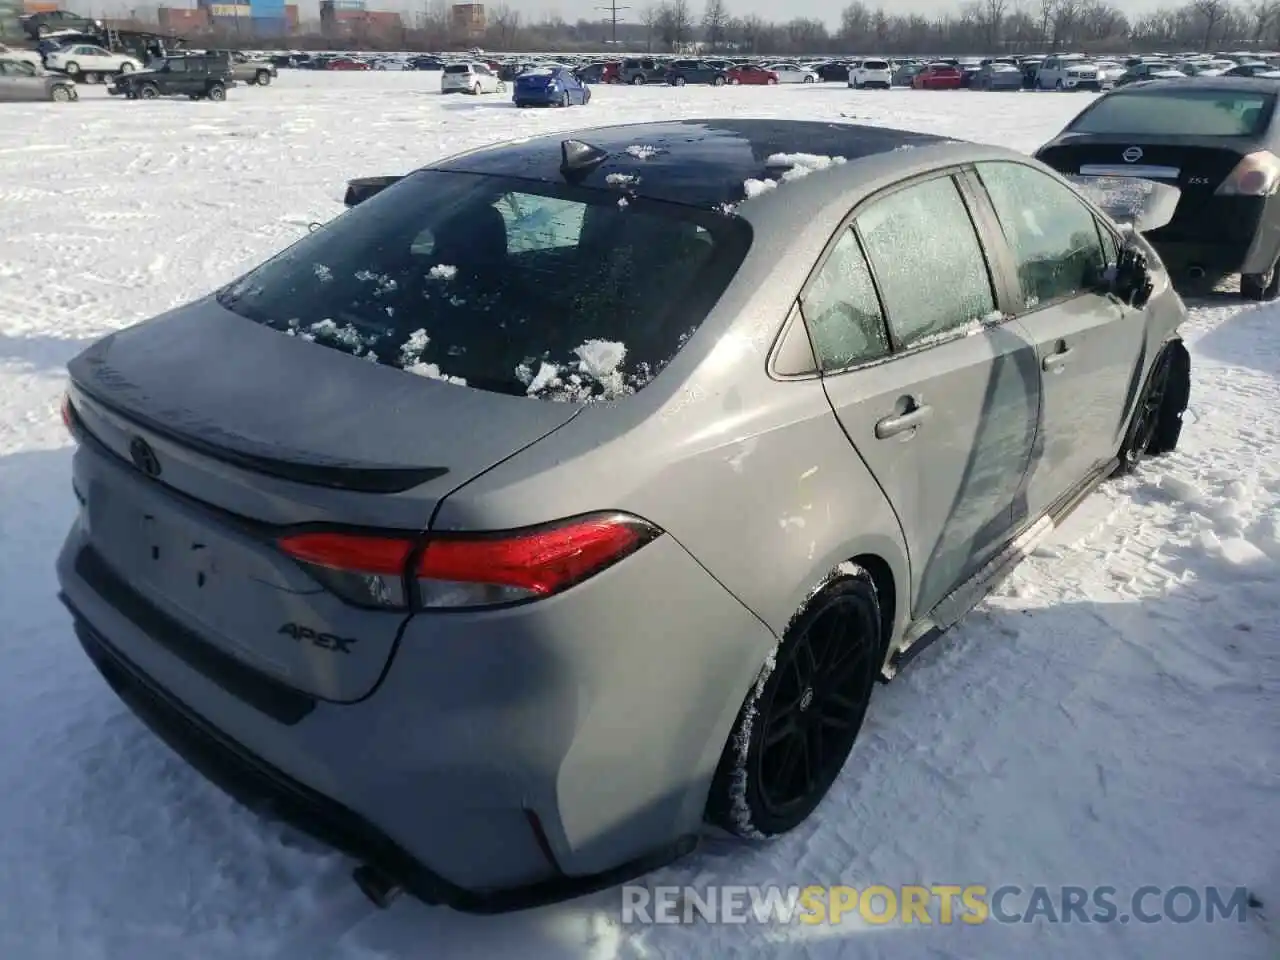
[
  {"x1": 67, "y1": 300, "x2": 581, "y2": 702},
  {"x1": 1038, "y1": 134, "x2": 1252, "y2": 242}
]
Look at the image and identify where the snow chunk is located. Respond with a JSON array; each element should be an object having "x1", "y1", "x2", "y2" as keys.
[
  {"x1": 605, "y1": 173, "x2": 639, "y2": 186},
  {"x1": 625, "y1": 144, "x2": 659, "y2": 159},
  {"x1": 525, "y1": 361, "x2": 562, "y2": 395},
  {"x1": 308, "y1": 318, "x2": 371, "y2": 354},
  {"x1": 574, "y1": 339, "x2": 626, "y2": 380},
  {"x1": 405, "y1": 362, "x2": 466, "y2": 385},
  {"x1": 743, "y1": 178, "x2": 777, "y2": 198},
  {"x1": 399, "y1": 328, "x2": 430, "y2": 367},
  {"x1": 428, "y1": 264, "x2": 457, "y2": 280},
  {"x1": 766, "y1": 152, "x2": 848, "y2": 182}
]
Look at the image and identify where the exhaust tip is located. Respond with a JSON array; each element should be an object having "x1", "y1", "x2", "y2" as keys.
[{"x1": 353, "y1": 863, "x2": 404, "y2": 909}]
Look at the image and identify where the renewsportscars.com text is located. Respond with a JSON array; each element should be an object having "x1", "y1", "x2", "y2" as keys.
[{"x1": 620, "y1": 884, "x2": 1255, "y2": 926}]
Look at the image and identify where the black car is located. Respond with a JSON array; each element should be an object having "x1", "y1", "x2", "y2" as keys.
[
  {"x1": 665, "y1": 59, "x2": 728, "y2": 86},
  {"x1": 108, "y1": 54, "x2": 234, "y2": 100},
  {"x1": 22, "y1": 8, "x2": 100, "y2": 38},
  {"x1": 1036, "y1": 78, "x2": 1280, "y2": 300},
  {"x1": 816, "y1": 60, "x2": 851, "y2": 82}
]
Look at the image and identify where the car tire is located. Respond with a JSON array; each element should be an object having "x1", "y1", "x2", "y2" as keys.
[
  {"x1": 472, "y1": 83, "x2": 480, "y2": 95},
  {"x1": 1115, "y1": 342, "x2": 1189, "y2": 475},
  {"x1": 559, "y1": 91, "x2": 569, "y2": 106},
  {"x1": 51, "y1": 84, "x2": 73, "y2": 102},
  {"x1": 138, "y1": 83, "x2": 158, "y2": 99},
  {"x1": 705, "y1": 567, "x2": 882, "y2": 838},
  {"x1": 256, "y1": 71, "x2": 271, "y2": 86},
  {"x1": 207, "y1": 84, "x2": 226, "y2": 102},
  {"x1": 1240, "y1": 262, "x2": 1280, "y2": 300},
  {"x1": 119, "y1": 62, "x2": 134, "y2": 73},
  {"x1": 83, "y1": 71, "x2": 99, "y2": 84},
  {"x1": 767, "y1": 77, "x2": 777, "y2": 85},
  {"x1": 713, "y1": 75, "x2": 725, "y2": 86},
  {"x1": 729, "y1": 77, "x2": 739, "y2": 85},
  {"x1": 631, "y1": 75, "x2": 644, "y2": 85},
  {"x1": 1056, "y1": 79, "x2": 1065, "y2": 89},
  {"x1": 64, "y1": 61, "x2": 79, "y2": 76},
  {"x1": 803, "y1": 75, "x2": 815, "y2": 83}
]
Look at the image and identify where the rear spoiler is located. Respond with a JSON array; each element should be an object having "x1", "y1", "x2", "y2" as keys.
[{"x1": 1064, "y1": 174, "x2": 1180, "y2": 233}]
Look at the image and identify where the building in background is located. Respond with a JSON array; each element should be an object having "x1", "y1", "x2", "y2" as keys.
[
  {"x1": 191, "y1": 0, "x2": 291, "y2": 37},
  {"x1": 157, "y1": 6, "x2": 209, "y2": 32},
  {"x1": 450, "y1": 3, "x2": 484, "y2": 38},
  {"x1": 21, "y1": 0, "x2": 59, "y2": 15}
]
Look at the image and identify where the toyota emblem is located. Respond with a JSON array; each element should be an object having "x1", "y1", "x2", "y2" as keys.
[
  {"x1": 1122, "y1": 146, "x2": 1143, "y2": 163},
  {"x1": 129, "y1": 437, "x2": 162, "y2": 478}
]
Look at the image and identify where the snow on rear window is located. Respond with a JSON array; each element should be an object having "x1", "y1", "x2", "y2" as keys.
[
  {"x1": 625, "y1": 144, "x2": 660, "y2": 159},
  {"x1": 444, "y1": 64, "x2": 471, "y2": 73},
  {"x1": 215, "y1": 169, "x2": 748, "y2": 401}
]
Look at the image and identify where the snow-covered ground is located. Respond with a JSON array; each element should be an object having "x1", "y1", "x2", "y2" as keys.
[{"x1": 1, "y1": 74, "x2": 1277, "y2": 960}]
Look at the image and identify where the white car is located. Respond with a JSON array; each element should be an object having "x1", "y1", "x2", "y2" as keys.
[
  {"x1": 1036, "y1": 55, "x2": 1102, "y2": 90},
  {"x1": 847, "y1": 57, "x2": 892, "y2": 89},
  {"x1": 1093, "y1": 60, "x2": 1126, "y2": 85},
  {"x1": 440, "y1": 61, "x2": 504, "y2": 95},
  {"x1": 765, "y1": 62, "x2": 818, "y2": 84},
  {"x1": 0, "y1": 42, "x2": 42, "y2": 69},
  {"x1": 45, "y1": 44, "x2": 141, "y2": 82}
]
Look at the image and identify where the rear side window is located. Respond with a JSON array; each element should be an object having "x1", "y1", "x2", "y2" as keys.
[
  {"x1": 976, "y1": 162, "x2": 1107, "y2": 308},
  {"x1": 1070, "y1": 89, "x2": 1274, "y2": 136},
  {"x1": 855, "y1": 176, "x2": 996, "y2": 348},
  {"x1": 215, "y1": 170, "x2": 748, "y2": 401},
  {"x1": 800, "y1": 229, "x2": 889, "y2": 370}
]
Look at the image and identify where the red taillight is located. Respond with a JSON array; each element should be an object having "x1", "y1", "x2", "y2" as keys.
[
  {"x1": 416, "y1": 513, "x2": 660, "y2": 605},
  {"x1": 277, "y1": 531, "x2": 414, "y2": 576},
  {"x1": 61, "y1": 392, "x2": 76, "y2": 437},
  {"x1": 276, "y1": 513, "x2": 661, "y2": 610}
]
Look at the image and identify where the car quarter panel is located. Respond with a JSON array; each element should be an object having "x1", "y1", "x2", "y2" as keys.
[{"x1": 429, "y1": 146, "x2": 1022, "y2": 643}]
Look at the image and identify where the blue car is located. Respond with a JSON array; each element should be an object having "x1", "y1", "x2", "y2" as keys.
[{"x1": 513, "y1": 66, "x2": 591, "y2": 107}]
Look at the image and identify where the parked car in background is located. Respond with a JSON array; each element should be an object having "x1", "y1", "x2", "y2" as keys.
[
  {"x1": 765, "y1": 62, "x2": 819, "y2": 83},
  {"x1": 848, "y1": 58, "x2": 891, "y2": 89},
  {"x1": 0, "y1": 55, "x2": 78, "y2": 100},
  {"x1": 441, "y1": 61, "x2": 504, "y2": 95},
  {"x1": 44, "y1": 43, "x2": 141, "y2": 83},
  {"x1": 972, "y1": 62, "x2": 1023, "y2": 90},
  {"x1": 1223, "y1": 61, "x2": 1274, "y2": 77},
  {"x1": 576, "y1": 61, "x2": 618, "y2": 84},
  {"x1": 108, "y1": 53, "x2": 232, "y2": 100},
  {"x1": 1038, "y1": 56, "x2": 1103, "y2": 90},
  {"x1": 892, "y1": 61, "x2": 923, "y2": 86},
  {"x1": 912, "y1": 62, "x2": 963, "y2": 89},
  {"x1": 216, "y1": 50, "x2": 277, "y2": 86},
  {"x1": 0, "y1": 41, "x2": 43, "y2": 69},
  {"x1": 1019, "y1": 59, "x2": 1042, "y2": 88},
  {"x1": 1114, "y1": 61, "x2": 1184, "y2": 86},
  {"x1": 1036, "y1": 77, "x2": 1280, "y2": 299},
  {"x1": 816, "y1": 59, "x2": 851, "y2": 82},
  {"x1": 326, "y1": 57, "x2": 370, "y2": 71},
  {"x1": 21, "y1": 8, "x2": 101, "y2": 38},
  {"x1": 1180, "y1": 58, "x2": 1235, "y2": 76},
  {"x1": 1093, "y1": 60, "x2": 1126, "y2": 85},
  {"x1": 619, "y1": 57, "x2": 666, "y2": 85},
  {"x1": 666, "y1": 59, "x2": 728, "y2": 86},
  {"x1": 513, "y1": 65, "x2": 589, "y2": 106},
  {"x1": 726, "y1": 63, "x2": 778, "y2": 85}
]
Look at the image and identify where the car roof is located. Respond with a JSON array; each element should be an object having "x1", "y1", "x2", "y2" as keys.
[
  {"x1": 429, "y1": 118, "x2": 948, "y2": 207},
  {"x1": 1116, "y1": 75, "x2": 1280, "y2": 93}
]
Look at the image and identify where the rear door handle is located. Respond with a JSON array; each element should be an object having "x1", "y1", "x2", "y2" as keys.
[
  {"x1": 875, "y1": 402, "x2": 933, "y2": 439},
  {"x1": 1042, "y1": 347, "x2": 1074, "y2": 372}
]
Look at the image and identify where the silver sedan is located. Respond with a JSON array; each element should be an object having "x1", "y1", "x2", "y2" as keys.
[{"x1": 0, "y1": 57, "x2": 78, "y2": 101}]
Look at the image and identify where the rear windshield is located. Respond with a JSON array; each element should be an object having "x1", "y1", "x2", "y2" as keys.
[
  {"x1": 215, "y1": 170, "x2": 748, "y2": 401},
  {"x1": 863, "y1": 60, "x2": 888, "y2": 69},
  {"x1": 444, "y1": 64, "x2": 471, "y2": 74},
  {"x1": 1069, "y1": 88, "x2": 1274, "y2": 136}
]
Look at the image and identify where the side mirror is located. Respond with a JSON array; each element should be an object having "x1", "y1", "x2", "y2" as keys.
[
  {"x1": 344, "y1": 175, "x2": 404, "y2": 208},
  {"x1": 1063, "y1": 174, "x2": 1180, "y2": 233},
  {"x1": 1110, "y1": 241, "x2": 1154, "y2": 309}
]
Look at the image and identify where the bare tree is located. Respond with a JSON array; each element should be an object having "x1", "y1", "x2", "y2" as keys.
[
  {"x1": 840, "y1": 1, "x2": 872, "y2": 45},
  {"x1": 1036, "y1": 0, "x2": 1057, "y2": 45},
  {"x1": 703, "y1": 0, "x2": 729, "y2": 50},
  {"x1": 1191, "y1": 0, "x2": 1226, "y2": 47},
  {"x1": 656, "y1": 0, "x2": 692, "y2": 49},
  {"x1": 640, "y1": 3, "x2": 659, "y2": 50},
  {"x1": 980, "y1": 0, "x2": 1007, "y2": 47}
]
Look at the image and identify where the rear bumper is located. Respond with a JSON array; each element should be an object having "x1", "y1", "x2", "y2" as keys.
[
  {"x1": 513, "y1": 89, "x2": 559, "y2": 104},
  {"x1": 56, "y1": 512, "x2": 775, "y2": 907},
  {"x1": 1146, "y1": 194, "x2": 1280, "y2": 276}
]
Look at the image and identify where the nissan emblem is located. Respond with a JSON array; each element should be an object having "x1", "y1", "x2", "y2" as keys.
[{"x1": 1122, "y1": 146, "x2": 1143, "y2": 163}]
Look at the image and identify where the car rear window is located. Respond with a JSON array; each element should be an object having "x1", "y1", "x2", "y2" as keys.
[
  {"x1": 863, "y1": 60, "x2": 888, "y2": 69},
  {"x1": 215, "y1": 170, "x2": 750, "y2": 401},
  {"x1": 444, "y1": 63, "x2": 470, "y2": 74},
  {"x1": 1070, "y1": 88, "x2": 1274, "y2": 136}
]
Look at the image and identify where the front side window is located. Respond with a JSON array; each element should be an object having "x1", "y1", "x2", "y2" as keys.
[
  {"x1": 855, "y1": 176, "x2": 996, "y2": 348},
  {"x1": 976, "y1": 161, "x2": 1107, "y2": 309},
  {"x1": 800, "y1": 229, "x2": 889, "y2": 371},
  {"x1": 215, "y1": 170, "x2": 747, "y2": 401}
]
